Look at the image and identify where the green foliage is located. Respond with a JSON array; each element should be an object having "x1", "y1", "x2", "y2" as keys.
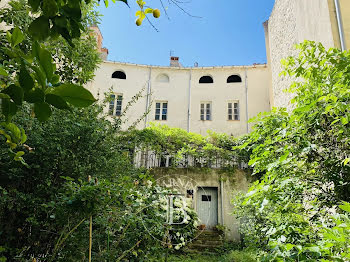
[
  {"x1": 0, "y1": 0, "x2": 102, "y2": 158},
  {"x1": 120, "y1": 124, "x2": 250, "y2": 169},
  {"x1": 234, "y1": 41, "x2": 350, "y2": 261},
  {"x1": 0, "y1": 0, "x2": 163, "y2": 157},
  {"x1": 0, "y1": 101, "x2": 200, "y2": 261}
]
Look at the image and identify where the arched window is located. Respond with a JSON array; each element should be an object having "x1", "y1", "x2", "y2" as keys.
[
  {"x1": 156, "y1": 73, "x2": 170, "y2": 83},
  {"x1": 227, "y1": 75, "x2": 242, "y2": 83},
  {"x1": 199, "y1": 75, "x2": 213, "y2": 84},
  {"x1": 112, "y1": 71, "x2": 126, "y2": 79}
]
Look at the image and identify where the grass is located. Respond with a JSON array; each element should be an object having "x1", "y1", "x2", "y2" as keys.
[{"x1": 164, "y1": 250, "x2": 256, "y2": 262}]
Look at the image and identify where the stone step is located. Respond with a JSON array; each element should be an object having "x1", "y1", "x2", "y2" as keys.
[
  {"x1": 192, "y1": 239, "x2": 223, "y2": 245},
  {"x1": 187, "y1": 243, "x2": 222, "y2": 251},
  {"x1": 186, "y1": 230, "x2": 224, "y2": 253}
]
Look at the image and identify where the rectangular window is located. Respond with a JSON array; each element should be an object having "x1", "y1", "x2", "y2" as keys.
[
  {"x1": 200, "y1": 102, "x2": 212, "y2": 121},
  {"x1": 228, "y1": 101, "x2": 240, "y2": 120},
  {"x1": 108, "y1": 94, "x2": 115, "y2": 116},
  {"x1": 115, "y1": 95, "x2": 123, "y2": 116},
  {"x1": 202, "y1": 195, "x2": 212, "y2": 202},
  {"x1": 108, "y1": 94, "x2": 123, "y2": 116},
  {"x1": 155, "y1": 101, "x2": 168, "y2": 121}
]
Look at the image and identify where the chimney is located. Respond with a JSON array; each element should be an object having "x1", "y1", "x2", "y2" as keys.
[
  {"x1": 170, "y1": 56, "x2": 181, "y2": 67},
  {"x1": 89, "y1": 25, "x2": 109, "y2": 61}
]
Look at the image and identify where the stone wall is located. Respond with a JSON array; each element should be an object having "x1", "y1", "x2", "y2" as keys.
[
  {"x1": 151, "y1": 168, "x2": 251, "y2": 241},
  {"x1": 265, "y1": 0, "x2": 335, "y2": 110}
]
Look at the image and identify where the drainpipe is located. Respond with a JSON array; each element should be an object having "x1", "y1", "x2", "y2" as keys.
[
  {"x1": 144, "y1": 67, "x2": 152, "y2": 128},
  {"x1": 187, "y1": 69, "x2": 192, "y2": 132},
  {"x1": 220, "y1": 180, "x2": 224, "y2": 225},
  {"x1": 244, "y1": 69, "x2": 249, "y2": 133},
  {"x1": 334, "y1": 0, "x2": 347, "y2": 51}
]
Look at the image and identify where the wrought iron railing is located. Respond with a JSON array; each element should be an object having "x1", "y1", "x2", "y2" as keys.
[{"x1": 132, "y1": 150, "x2": 248, "y2": 169}]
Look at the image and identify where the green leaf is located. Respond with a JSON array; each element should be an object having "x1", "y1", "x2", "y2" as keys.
[
  {"x1": 3, "y1": 84, "x2": 24, "y2": 105},
  {"x1": 24, "y1": 88, "x2": 45, "y2": 103},
  {"x1": 1, "y1": 99, "x2": 18, "y2": 122},
  {"x1": 31, "y1": 65, "x2": 46, "y2": 88},
  {"x1": 51, "y1": 74, "x2": 60, "y2": 84},
  {"x1": 34, "y1": 102, "x2": 52, "y2": 122},
  {"x1": 341, "y1": 117, "x2": 348, "y2": 125},
  {"x1": 20, "y1": 128, "x2": 27, "y2": 144},
  {"x1": 0, "y1": 93, "x2": 10, "y2": 99},
  {"x1": 339, "y1": 202, "x2": 350, "y2": 213},
  {"x1": 14, "y1": 151, "x2": 25, "y2": 161},
  {"x1": 344, "y1": 158, "x2": 350, "y2": 166},
  {"x1": 28, "y1": 0, "x2": 41, "y2": 12},
  {"x1": 32, "y1": 41, "x2": 41, "y2": 59},
  {"x1": 145, "y1": 8, "x2": 153, "y2": 14},
  {"x1": 11, "y1": 27, "x2": 25, "y2": 47},
  {"x1": 28, "y1": 16, "x2": 50, "y2": 41},
  {"x1": 70, "y1": 19, "x2": 81, "y2": 38},
  {"x1": 0, "y1": 65, "x2": 8, "y2": 76},
  {"x1": 116, "y1": 0, "x2": 129, "y2": 6},
  {"x1": 2, "y1": 122, "x2": 22, "y2": 144},
  {"x1": 19, "y1": 63, "x2": 34, "y2": 91},
  {"x1": 50, "y1": 84, "x2": 96, "y2": 107},
  {"x1": 38, "y1": 48, "x2": 53, "y2": 81},
  {"x1": 43, "y1": 0, "x2": 58, "y2": 17},
  {"x1": 45, "y1": 94, "x2": 70, "y2": 110}
]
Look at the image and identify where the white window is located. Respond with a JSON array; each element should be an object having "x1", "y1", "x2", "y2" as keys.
[
  {"x1": 200, "y1": 102, "x2": 212, "y2": 121},
  {"x1": 108, "y1": 94, "x2": 123, "y2": 116},
  {"x1": 155, "y1": 101, "x2": 168, "y2": 121},
  {"x1": 228, "y1": 101, "x2": 239, "y2": 120}
]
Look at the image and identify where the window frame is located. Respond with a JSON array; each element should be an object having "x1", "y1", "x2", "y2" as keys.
[
  {"x1": 200, "y1": 102, "x2": 212, "y2": 121},
  {"x1": 155, "y1": 101, "x2": 168, "y2": 121},
  {"x1": 108, "y1": 93, "x2": 123, "y2": 116},
  {"x1": 227, "y1": 101, "x2": 240, "y2": 121}
]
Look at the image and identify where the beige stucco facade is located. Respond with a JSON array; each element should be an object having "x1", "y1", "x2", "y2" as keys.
[
  {"x1": 151, "y1": 168, "x2": 251, "y2": 241},
  {"x1": 265, "y1": 0, "x2": 350, "y2": 110},
  {"x1": 86, "y1": 61, "x2": 270, "y2": 137}
]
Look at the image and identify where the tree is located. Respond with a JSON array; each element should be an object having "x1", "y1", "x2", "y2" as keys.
[
  {"x1": 0, "y1": 102, "x2": 199, "y2": 261},
  {"x1": 0, "y1": 0, "x2": 162, "y2": 160},
  {"x1": 234, "y1": 41, "x2": 350, "y2": 261}
]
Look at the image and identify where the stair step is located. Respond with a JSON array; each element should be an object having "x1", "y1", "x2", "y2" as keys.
[
  {"x1": 187, "y1": 243, "x2": 223, "y2": 250},
  {"x1": 194, "y1": 240, "x2": 223, "y2": 245},
  {"x1": 185, "y1": 230, "x2": 224, "y2": 253}
]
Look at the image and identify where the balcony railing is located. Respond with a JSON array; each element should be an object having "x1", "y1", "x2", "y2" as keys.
[{"x1": 132, "y1": 150, "x2": 247, "y2": 169}]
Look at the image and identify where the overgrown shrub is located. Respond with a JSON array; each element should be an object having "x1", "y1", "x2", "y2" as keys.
[{"x1": 234, "y1": 42, "x2": 350, "y2": 261}]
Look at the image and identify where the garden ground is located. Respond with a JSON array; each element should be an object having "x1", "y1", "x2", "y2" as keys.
[{"x1": 152, "y1": 249, "x2": 256, "y2": 262}]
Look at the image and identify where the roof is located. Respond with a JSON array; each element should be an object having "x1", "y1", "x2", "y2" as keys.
[{"x1": 102, "y1": 60, "x2": 267, "y2": 70}]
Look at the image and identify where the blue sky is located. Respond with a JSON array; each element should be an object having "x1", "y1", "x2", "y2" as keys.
[{"x1": 96, "y1": 0, "x2": 276, "y2": 67}]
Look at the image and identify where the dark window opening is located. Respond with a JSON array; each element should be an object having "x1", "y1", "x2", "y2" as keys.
[
  {"x1": 199, "y1": 76, "x2": 213, "y2": 84},
  {"x1": 187, "y1": 190, "x2": 193, "y2": 196},
  {"x1": 202, "y1": 195, "x2": 211, "y2": 201},
  {"x1": 160, "y1": 156, "x2": 167, "y2": 167},
  {"x1": 112, "y1": 71, "x2": 126, "y2": 79},
  {"x1": 227, "y1": 75, "x2": 242, "y2": 83}
]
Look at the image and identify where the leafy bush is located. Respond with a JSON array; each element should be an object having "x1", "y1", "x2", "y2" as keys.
[
  {"x1": 233, "y1": 41, "x2": 350, "y2": 261},
  {"x1": 0, "y1": 102, "x2": 198, "y2": 261}
]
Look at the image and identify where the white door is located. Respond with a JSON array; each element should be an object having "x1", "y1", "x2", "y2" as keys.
[{"x1": 196, "y1": 187, "x2": 218, "y2": 229}]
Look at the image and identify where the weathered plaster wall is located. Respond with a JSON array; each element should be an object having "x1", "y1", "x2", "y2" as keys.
[
  {"x1": 265, "y1": 0, "x2": 336, "y2": 110},
  {"x1": 87, "y1": 61, "x2": 270, "y2": 136},
  {"x1": 151, "y1": 168, "x2": 251, "y2": 241}
]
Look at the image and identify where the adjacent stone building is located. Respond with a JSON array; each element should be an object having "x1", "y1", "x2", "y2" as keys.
[{"x1": 264, "y1": 0, "x2": 350, "y2": 110}]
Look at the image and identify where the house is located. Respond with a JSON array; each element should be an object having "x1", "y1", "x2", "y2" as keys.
[
  {"x1": 264, "y1": 0, "x2": 350, "y2": 110},
  {"x1": 86, "y1": 0, "x2": 350, "y2": 241}
]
